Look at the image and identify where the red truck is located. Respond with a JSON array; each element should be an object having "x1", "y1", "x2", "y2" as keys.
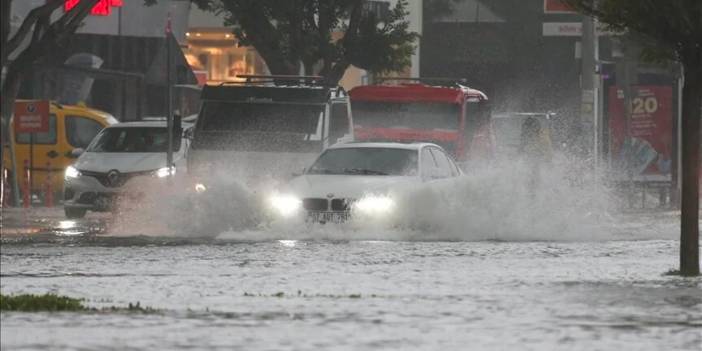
[{"x1": 348, "y1": 79, "x2": 493, "y2": 163}]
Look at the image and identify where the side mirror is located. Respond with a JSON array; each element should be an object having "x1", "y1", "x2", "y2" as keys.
[
  {"x1": 70, "y1": 148, "x2": 84, "y2": 158},
  {"x1": 291, "y1": 168, "x2": 306, "y2": 177}
]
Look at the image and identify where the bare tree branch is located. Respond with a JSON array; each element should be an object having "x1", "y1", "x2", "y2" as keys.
[{"x1": 5, "y1": 0, "x2": 63, "y2": 56}]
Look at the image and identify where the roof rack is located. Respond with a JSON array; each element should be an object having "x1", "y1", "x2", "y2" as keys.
[
  {"x1": 217, "y1": 74, "x2": 327, "y2": 86},
  {"x1": 376, "y1": 76, "x2": 470, "y2": 87}
]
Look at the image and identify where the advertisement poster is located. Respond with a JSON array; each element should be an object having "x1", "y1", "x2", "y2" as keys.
[{"x1": 608, "y1": 85, "x2": 673, "y2": 181}]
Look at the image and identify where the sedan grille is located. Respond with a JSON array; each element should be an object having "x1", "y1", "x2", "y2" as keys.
[
  {"x1": 81, "y1": 169, "x2": 152, "y2": 188},
  {"x1": 331, "y1": 198, "x2": 354, "y2": 211},
  {"x1": 303, "y1": 198, "x2": 328, "y2": 211}
]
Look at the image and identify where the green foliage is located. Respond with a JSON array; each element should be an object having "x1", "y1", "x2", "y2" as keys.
[
  {"x1": 564, "y1": 0, "x2": 702, "y2": 65},
  {"x1": 0, "y1": 293, "x2": 87, "y2": 312},
  {"x1": 346, "y1": 0, "x2": 417, "y2": 74},
  {"x1": 189, "y1": 0, "x2": 418, "y2": 84}
]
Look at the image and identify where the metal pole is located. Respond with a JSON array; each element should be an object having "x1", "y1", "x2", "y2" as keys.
[
  {"x1": 29, "y1": 132, "x2": 34, "y2": 205},
  {"x1": 7, "y1": 116, "x2": 21, "y2": 206},
  {"x1": 165, "y1": 13, "x2": 173, "y2": 177},
  {"x1": 676, "y1": 66, "x2": 684, "y2": 207},
  {"x1": 118, "y1": 6, "x2": 122, "y2": 36},
  {"x1": 581, "y1": 15, "x2": 596, "y2": 159}
]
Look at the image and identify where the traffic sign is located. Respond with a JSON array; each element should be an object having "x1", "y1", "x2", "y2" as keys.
[
  {"x1": 14, "y1": 101, "x2": 49, "y2": 133},
  {"x1": 542, "y1": 22, "x2": 582, "y2": 36}
]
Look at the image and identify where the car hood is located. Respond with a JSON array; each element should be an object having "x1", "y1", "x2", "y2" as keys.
[
  {"x1": 284, "y1": 174, "x2": 419, "y2": 199},
  {"x1": 74, "y1": 152, "x2": 183, "y2": 173}
]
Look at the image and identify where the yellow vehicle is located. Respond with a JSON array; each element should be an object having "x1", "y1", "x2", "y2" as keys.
[{"x1": 3, "y1": 101, "x2": 117, "y2": 200}]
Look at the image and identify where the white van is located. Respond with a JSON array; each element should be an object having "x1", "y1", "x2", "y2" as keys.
[{"x1": 63, "y1": 119, "x2": 192, "y2": 218}]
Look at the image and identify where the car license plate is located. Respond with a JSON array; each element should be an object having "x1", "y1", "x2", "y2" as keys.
[{"x1": 307, "y1": 211, "x2": 350, "y2": 224}]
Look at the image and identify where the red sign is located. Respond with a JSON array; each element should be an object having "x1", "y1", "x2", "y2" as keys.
[
  {"x1": 64, "y1": 0, "x2": 123, "y2": 17},
  {"x1": 544, "y1": 0, "x2": 576, "y2": 14},
  {"x1": 14, "y1": 101, "x2": 50, "y2": 133},
  {"x1": 608, "y1": 85, "x2": 673, "y2": 179}
]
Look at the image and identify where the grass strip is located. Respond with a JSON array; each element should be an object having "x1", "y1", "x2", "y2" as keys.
[{"x1": 0, "y1": 294, "x2": 157, "y2": 313}]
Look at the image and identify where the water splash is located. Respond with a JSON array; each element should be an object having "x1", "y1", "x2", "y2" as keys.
[{"x1": 105, "y1": 152, "x2": 679, "y2": 242}]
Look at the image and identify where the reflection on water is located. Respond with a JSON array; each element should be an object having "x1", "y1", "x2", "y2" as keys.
[{"x1": 1, "y1": 239, "x2": 700, "y2": 350}]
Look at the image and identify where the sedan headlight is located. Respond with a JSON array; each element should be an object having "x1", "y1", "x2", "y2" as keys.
[
  {"x1": 154, "y1": 166, "x2": 176, "y2": 178},
  {"x1": 354, "y1": 195, "x2": 395, "y2": 214},
  {"x1": 65, "y1": 166, "x2": 81, "y2": 179},
  {"x1": 269, "y1": 194, "x2": 302, "y2": 217}
]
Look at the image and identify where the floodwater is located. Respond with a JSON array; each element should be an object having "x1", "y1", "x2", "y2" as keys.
[
  {"x1": 2, "y1": 161, "x2": 701, "y2": 350},
  {"x1": 1, "y1": 213, "x2": 701, "y2": 350}
]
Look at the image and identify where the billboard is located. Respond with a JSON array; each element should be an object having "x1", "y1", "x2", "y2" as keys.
[{"x1": 608, "y1": 85, "x2": 673, "y2": 180}]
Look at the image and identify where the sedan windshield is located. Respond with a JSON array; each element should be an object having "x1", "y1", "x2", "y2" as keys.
[
  {"x1": 352, "y1": 101, "x2": 460, "y2": 130},
  {"x1": 307, "y1": 148, "x2": 418, "y2": 176},
  {"x1": 87, "y1": 127, "x2": 181, "y2": 153}
]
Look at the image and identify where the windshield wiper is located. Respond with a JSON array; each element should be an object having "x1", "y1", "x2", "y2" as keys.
[
  {"x1": 342, "y1": 168, "x2": 388, "y2": 176},
  {"x1": 307, "y1": 168, "x2": 338, "y2": 175}
]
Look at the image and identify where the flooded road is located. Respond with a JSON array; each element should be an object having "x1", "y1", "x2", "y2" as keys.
[{"x1": 1, "y1": 212, "x2": 700, "y2": 350}]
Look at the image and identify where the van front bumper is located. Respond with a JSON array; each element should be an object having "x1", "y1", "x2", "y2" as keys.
[{"x1": 63, "y1": 173, "x2": 148, "y2": 212}]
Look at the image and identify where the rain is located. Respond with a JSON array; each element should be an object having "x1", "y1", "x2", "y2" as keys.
[{"x1": 1, "y1": 1, "x2": 700, "y2": 350}]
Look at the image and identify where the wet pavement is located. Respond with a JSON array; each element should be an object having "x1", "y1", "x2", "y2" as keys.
[{"x1": 1, "y1": 208, "x2": 700, "y2": 350}]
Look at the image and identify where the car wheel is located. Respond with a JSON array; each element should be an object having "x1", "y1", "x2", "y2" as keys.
[{"x1": 64, "y1": 207, "x2": 87, "y2": 219}]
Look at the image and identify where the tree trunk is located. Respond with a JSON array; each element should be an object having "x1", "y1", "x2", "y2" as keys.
[
  {"x1": 1, "y1": 61, "x2": 25, "y2": 206},
  {"x1": 1, "y1": 0, "x2": 11, "y2": 71},
  {"x1": 1, "y1": 0, "x2": 12, "y2": 187},
  {"x1": 679, "y1": 59, "x2": 701, "y2": 276}
]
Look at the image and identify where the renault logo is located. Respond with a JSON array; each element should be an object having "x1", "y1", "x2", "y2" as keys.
[{"x1": 107, "y1": 170, "x2": 121, "y2": 187}]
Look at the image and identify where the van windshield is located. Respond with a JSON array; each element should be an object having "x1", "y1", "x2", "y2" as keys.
[
  {"x1": 87, "y1": 127, "x2": 181, "y2": 153},
  {"x1": 352, "y1": 101, "x2": 460, "y2": 130},
  {"x1": 200, "y1": 102, "x2": 323, "y2": 134}
]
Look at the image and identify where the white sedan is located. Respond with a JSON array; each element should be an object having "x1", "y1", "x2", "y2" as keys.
[{"x1": 267, "y1": 142, "x2": 462, "y2": 224}]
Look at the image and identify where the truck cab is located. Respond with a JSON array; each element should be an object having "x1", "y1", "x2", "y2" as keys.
[
  {"x1": 188, "y1": 75, "x2": 353, "y2": 188},
  {"x1": 349, "y1": 79, "x2": 492, "y2": 166}
]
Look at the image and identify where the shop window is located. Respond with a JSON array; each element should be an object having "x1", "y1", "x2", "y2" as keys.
[{"x1": 228, "y1": 53, "x2": 245, "y2": 78}]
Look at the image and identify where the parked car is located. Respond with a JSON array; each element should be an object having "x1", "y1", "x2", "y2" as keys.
[
  {"x1": 265, "y1": 142, "x2": 462, "y2": 224},
  {"x1": 62, "y1": 119, "x2": 192, "y2": 218},
  {"x1": 3, "y1": 101, "x2": 117, "y2": 199}
]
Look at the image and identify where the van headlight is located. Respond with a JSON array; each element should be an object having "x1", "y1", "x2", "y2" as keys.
[
  {"x1": 354, "y1": 195, "x2": 395, "y2": 214},
  {"x1": 269, "y1": 194, "x2": 302, "y2": 217},
  {"x1": 194, "y1": 183, "x2": 207, "y2": 193},
  {"x1": 154, "y1": 166, "x2": 176, "y2": 178},
  {"x1": 65, "y1": 166, "x2": 81, "y2": 179}
]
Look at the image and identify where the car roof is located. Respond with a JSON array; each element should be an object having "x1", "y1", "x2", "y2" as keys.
[
  {"x1": 328, "y1": 142, "x2": 439, "y2": 151},
  {"x1": 492, "y1": 112, "x2": 552, "y2": 118},
  {"x1": 106, "y1": 120, "x2": 195, "y2": 128},
  {"x1": 106, "y1": 121, "x2": 168, "y2": 128}
]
